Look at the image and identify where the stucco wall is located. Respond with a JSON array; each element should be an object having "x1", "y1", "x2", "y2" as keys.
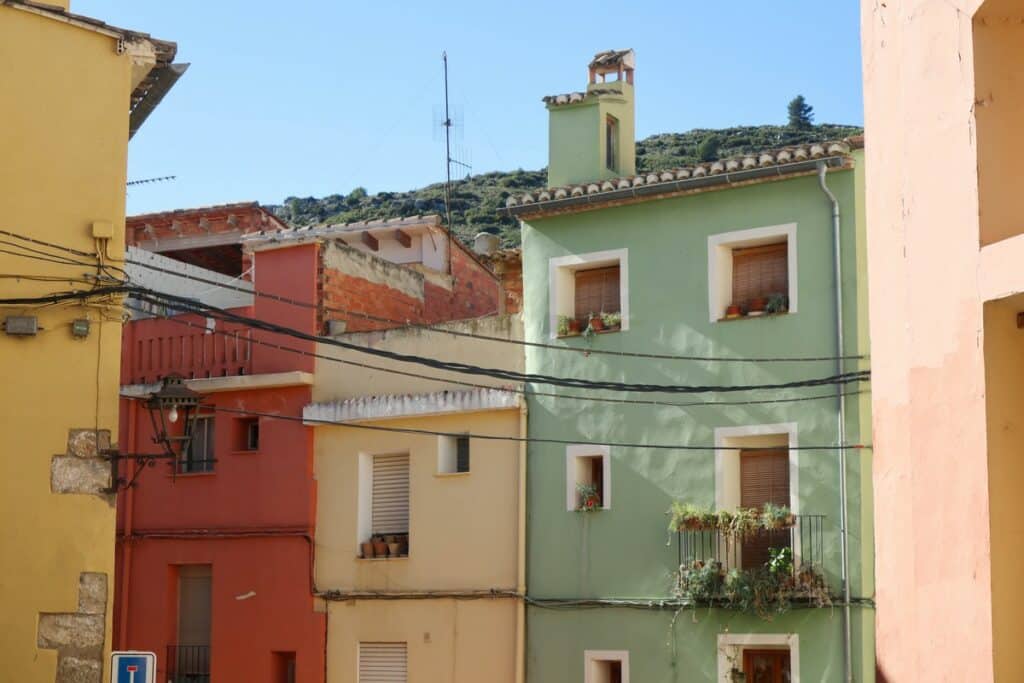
[
  {"x1": 520, "y1": 168, "x2": 873, "y2": 679},
  {"x1": 326, "y1": 598, "x2": 517, "y2": 683},
  {"x1": 0, "y1": 8, "x2": 135, "y2": 681},
  {"x1": 315, "y1": 409, "x2": 521, "y2": 592},
  {"x1": 860, "y1": 0, "x2": 1002, "y2": 680}
]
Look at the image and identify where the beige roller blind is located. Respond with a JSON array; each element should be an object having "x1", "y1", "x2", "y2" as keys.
[
  {"x1": 359, "y1": 642, "x2": 407, "y2": 682},
  {"x1": 740, "y1": 449, "x2": 790, "y2": 569},
  {"x1": 372, "y1": 454, "x2": 409, "y2": 535},
  {"x1": 574, "y1": 266, "x2": 620, "y2": 319},
  {"x1": 732, "y1": 242, "x2": 787, "y2": 307}
]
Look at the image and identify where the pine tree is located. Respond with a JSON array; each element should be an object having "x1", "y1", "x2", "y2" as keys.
[
  {"x1": 697, "y1": 134, "x2": 721, "y2": 162},
  {"x1": 787, "y1": 95, "x2": 814, "y2": 130}
]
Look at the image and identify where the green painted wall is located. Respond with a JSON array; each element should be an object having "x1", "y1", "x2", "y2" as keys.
[
  {"x1": 520, "y1": 166, "x2": 874, "y2": 681},
  {"x1": 547, "y1": 82, "x2": 635, "y2": 187}
]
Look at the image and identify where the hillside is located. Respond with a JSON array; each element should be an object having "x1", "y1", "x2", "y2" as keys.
[{"x1": 271, "y1": 124, "x2": 862, "y2": 247}]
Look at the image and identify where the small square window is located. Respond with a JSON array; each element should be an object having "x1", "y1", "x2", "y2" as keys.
[
  {"x1": 567, "y1": 445, "x2": 610, "y2": 511},
  {"x1": 708, "y1": 224, "x2": 797, "y2": 322},
  {"x1": 181, "y1": 416, "x2": 215, "y2": 473},
  {"x1": 585, "y1": 650, "x2": 629, "y2": 683},
  {"x1": 549, "y1": 250, "x2": 629, "y2": 338},
  {"x1": 233, "y1": 417, "x2": 259, "y2": 451},
  {"x1": 438, "y1": 434, "x2": 470, "y2": 474}
]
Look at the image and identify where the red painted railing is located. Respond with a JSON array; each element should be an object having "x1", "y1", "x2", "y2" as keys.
[{"x1": 123, "y1": 311, "x2": 254, "y2": 384}]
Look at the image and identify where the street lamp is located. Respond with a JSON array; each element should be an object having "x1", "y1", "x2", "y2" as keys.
[{"x1": 104, "y1": 375, "x2": 204, "y2": 492}]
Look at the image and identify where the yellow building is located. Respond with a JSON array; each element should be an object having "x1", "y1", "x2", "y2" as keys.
[
  {"x1": 310, "y1": 318, "x2": 526, "y2": 682},
  {"x1": 0, "y1": 2, "x2": 182, "y2": 680}
]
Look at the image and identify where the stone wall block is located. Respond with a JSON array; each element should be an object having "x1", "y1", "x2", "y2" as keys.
[
  {"x1": 51, "y1": 456, "x2": 110, "y2": 495},
  {"x1": 55, "y1": 656, "x2": 102, "y2": 683},
  {"x1": 66, "y1": 430, "x2": 111, "y2": 459},
  {"x1": 76, "y1": 573, "x2": 107, "y2": 615}
]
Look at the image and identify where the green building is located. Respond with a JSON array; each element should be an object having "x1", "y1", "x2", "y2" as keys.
[{"x1": 507, "y1": 50, "x2": 874, "y2": 682}]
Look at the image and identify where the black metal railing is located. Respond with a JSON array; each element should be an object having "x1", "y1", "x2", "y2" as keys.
[
  {"x1": 166, "y1": 644, "x2": 210, "y2": 683},
  {"x1": 677, "y1": 514, "x2": 825, "y2": 574}
]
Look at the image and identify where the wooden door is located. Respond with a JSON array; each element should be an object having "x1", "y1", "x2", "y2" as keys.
[
  {"x1": 743, "y1": 649, "x2": 791, "y2": 683},
  {"x1": 740, "y1": 449, "x2": 790, "y2": 569}
]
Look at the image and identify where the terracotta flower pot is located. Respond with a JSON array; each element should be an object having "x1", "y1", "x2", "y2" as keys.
[
  {"x1": 749, "y1": 297, "x2": 767, "y2": 313},
  {"x1": 387, "y1": 542, "x2": 400, "y2": 556},
  {"x1": 567, "y1": 319, "x2": 582, "y2": 334},
  {"x1": 589, "y1": 316, "x2": 605, "y2": 332},
  {"x1": 372, "y1": 539, "x2": 389, "y2": 557},
  {"x1": 725, "y1": 305, "x2": 744, "y2": 319},
  {"x1": 361, "y1": 541, "x2": 375, "y2": 559}
]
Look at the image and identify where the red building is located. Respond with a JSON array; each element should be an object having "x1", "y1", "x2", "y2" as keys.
[{"x1": 115, "y1": 205, "x2": 502, "y2": 682}]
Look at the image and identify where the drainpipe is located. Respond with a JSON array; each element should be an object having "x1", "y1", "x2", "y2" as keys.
[
  {"x1": 118, "y1": 396, "x2": 137, "y2": 650},
  {"x1": 513, "y1": 400, "x2": 528, "y2": 683},
  {"x1": 817, "y1": 162, "x2": 853, "y2": 683},
  {"x1": 514, "y1": 399, "x2": 528, "y2": 683}
]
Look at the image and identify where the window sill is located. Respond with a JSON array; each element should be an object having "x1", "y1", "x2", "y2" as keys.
[
  {"x1": 230, "y1": 448, "x2": 259, "y2": 455},
  {"x1": 167, "y1": 471, "x2": 216, "y2": 478},
  {"x1": 356, "y1": 556, "x2": 409, "y2": 562},
  {"x1": 434, "y1": 471, "x2": 471, "y2": 478},
  {"x1": 716, "y1": 311, "x2": 790, "y2": 323},
  {"x1": 556, "y1": 325, "x2": 623, "y2": 339}
]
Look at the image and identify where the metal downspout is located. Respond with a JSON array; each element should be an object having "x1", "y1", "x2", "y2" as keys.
[
  {"x1": 515, "y1": 398, "x2": 528, "y2": 683},
  {"x1": 818, "y1": 161, "x2": 853, "y2": 683}
]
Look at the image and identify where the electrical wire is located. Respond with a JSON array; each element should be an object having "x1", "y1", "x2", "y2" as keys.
[
  {"x1": 127, "y1": 287, "x2": 870, "y2": 394},
  {"x1": 201, "y1": 403, "x2": 867, "y2": 452},
  {"x1": 122, "y1": 255, "x2": 865, "y2": 364},
  {"x1": 122, "y1": 299, "x2": 867, "y2": 410}
]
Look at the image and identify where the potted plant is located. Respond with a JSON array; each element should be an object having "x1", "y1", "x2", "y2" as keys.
[
  {"x1": 588, "y1": 312, "x2": 605, "y2": 332},
  {"x1": 725, "y1": 304, "x2": 744, "y2": 319},
  {"x1": 748, "y1": 296, "x2": 768, "y2": 315},
  {"x1": 387, "y1": 540, "x2": 401, "y2": 556},
  {"x1": 576, "y1": 482, "x2": 601, "y2": 511},
  {"x1": 557, "y1": 315, "x2": 571, "y2": 337},
  {"x1": 669, "y1": 502, "x2": 713, "y2": 532},
  {"x1": 371, "y1": 534, "x2": 389, "y2": 558},
  {"x1": 361, "y1": 540, "x2": 375, "y2": 559},
  {"x1": 729, "y1": 507, "x2": 762, "y2": 537},
  {"x1": 601, "y1": 311, "x2": 622, "y2": 330},
  {"x1": 675, "y1": 559, "x2": 723, "y2": 603},
  {"x1": 766, "y1": 292, "x2": 789, "y2": 314},
  {"x1": 761, "y1": 503, "x2": 796, "y2": 530}
]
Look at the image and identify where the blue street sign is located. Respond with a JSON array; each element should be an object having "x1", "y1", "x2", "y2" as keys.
[{"x1": 110, "y1": 651, "x2": 156, "y2": 683}]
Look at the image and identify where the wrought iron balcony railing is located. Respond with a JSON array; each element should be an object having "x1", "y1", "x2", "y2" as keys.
[
  {"x1": 166, "y1": 644, "x2": 210, "y2": 683},
  {"x1": 676, "y1": 513, "x2": 825, "y2": 573}
]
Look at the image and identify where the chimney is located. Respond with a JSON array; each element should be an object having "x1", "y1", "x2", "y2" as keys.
[{"x1": 545, "y1": 49, "x2": 636, "y2": 188}]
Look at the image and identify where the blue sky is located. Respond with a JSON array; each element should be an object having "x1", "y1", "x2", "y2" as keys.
[{"x1": 76, "y1": 1, "x2": 864, "y2": 215}]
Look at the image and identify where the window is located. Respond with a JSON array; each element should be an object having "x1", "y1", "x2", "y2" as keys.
[
  {"x1": 585, "y1": 650, "x2": 629, "y2": 683},
  {"x1": 233, "y1": 417, "x2": 259, "y2": 451},
  {"x1": 606, "y1": 115, "x2": 619, "y2": 171},
  {"x1": 170, "y1": 565, "x2": 212, "y2": 683},
  {"x1": 718, "y1": 634, "x2": 799, "y2": 683},
  {"x1": 181, "y1": 416, "x2": 215, "y2": 473},
  {"x1": 574, "y1": 266, "x2": 621, "y2": 323},
  {"x1": 359, "y1": 642, "x2": 407, "y2": 682},
  {"x1": 740, "y1": 448, "x2": 791, "y2": 569},
  {"x1": 707, "y1": 224, "x2": 797, "y2": 322},
  {"x1": 549, "y1": 249, "x2": 629, "y2": 338},
  {"x1": 272, "y1": 652, "x2": 296, "y2": 683},
  {"x1": 566, "y1": 445, "x2": 611, "y2": 511},
  {"x1": 372, "y1": 454, "x2": 410, "y2": 536},
  {"x1": 438, "y1": 434, "x2": 470, "y2": 474},
  {"x1": 731, "y1": 242, "x2": 788, "y2": 310}
]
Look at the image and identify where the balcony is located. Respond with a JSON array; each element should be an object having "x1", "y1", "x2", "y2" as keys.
[
  {"x1": 671, "y1": 511, "x2": 831, "y2": 618},
  {"x1": 167, "y1": 644, "x2": 210, "y2": 683}
]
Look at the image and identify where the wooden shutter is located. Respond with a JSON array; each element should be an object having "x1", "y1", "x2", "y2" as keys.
[
  {"x1": 574, "y1": 266, "x2": 620, "y2": 319},
  {"x1": 359, "y1": 642, "x2": 407, "y2": 682},
  {"x1": 177, "y1": 565, "x2": 212, "y2": 646},
  {"x1": 372, "y1": 454, "x2": 409, "y2": 535},
  {"x1": 732, "y1": 242, "x2": 787, "y2": 307},
  {"x1": 740, "y1": 449, "x2": 790, "y2": 569}
]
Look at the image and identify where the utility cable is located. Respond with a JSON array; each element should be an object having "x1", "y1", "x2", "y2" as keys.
[
  {"x1": 122, "y1": 255, "x2": 865, "y2": 364},
  {"x1": 127, "y1": 286, "x2": 871, "y2": 394},
  {"x1": 122, "y1": 299, "x2": 866, "y2": 410}
]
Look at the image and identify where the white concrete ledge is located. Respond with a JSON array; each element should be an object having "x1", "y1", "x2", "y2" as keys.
[
  {"x1": 121, "y1": 370, "x2": 314, "y2": 397},
  {"x1": 979, "y1": 232, "x2": 1024, "y2": 303},
  {"x1": 304, "y1": 388, "x2": 520, "y2": 425}
]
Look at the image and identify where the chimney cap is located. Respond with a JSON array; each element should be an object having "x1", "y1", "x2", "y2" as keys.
[{"x1": 589, "y1": 49, "x2": 635, "y2": 70}]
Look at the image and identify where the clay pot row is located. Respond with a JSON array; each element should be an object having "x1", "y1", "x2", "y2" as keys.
[{"x1": 361, "y1": 533, "x2": 409, "y2": 559}]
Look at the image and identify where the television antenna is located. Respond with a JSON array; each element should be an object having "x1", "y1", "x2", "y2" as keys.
[{"x1": 434, "y1": 52, "x2": 471, "y2": 273}]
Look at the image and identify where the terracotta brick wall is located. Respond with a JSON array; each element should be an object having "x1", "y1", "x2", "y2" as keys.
[{"x1": 421, "y1": 245, "x2": 501, "y2": 323}]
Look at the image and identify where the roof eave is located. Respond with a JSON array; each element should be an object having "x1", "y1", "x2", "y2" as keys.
[{"x1": 505, "y1": 156, "x2": 852, "y2": 220}]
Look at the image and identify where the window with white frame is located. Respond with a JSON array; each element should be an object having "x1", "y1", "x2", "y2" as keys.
[
  {"x1": 181, "y1": 415, "x2": 215, "y2": 473},
  {"x1": 358, "y1": 453, "x2": 410, "y2": 555},
  {"x1": 566, "y1": 445, "x2": 611, "y2": 511},
  {"x1": 549, "y1": 249, "x2": 629, "y2": 338},
  {"x1": 438, "y1": 434, "x2": 470, "y2": 474},
  {"x1": 717, "y1": 634, "x2": 798, "y2": 683},
  {"x1": 707, "y1": 224, "x2": 797, "y2": 322},
  {"x1": 585, "y1": 650, "x2": 629, "y2": 683},
  {"x1": 358, "y1": 642, "x2": 407, "y2": 682}
]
